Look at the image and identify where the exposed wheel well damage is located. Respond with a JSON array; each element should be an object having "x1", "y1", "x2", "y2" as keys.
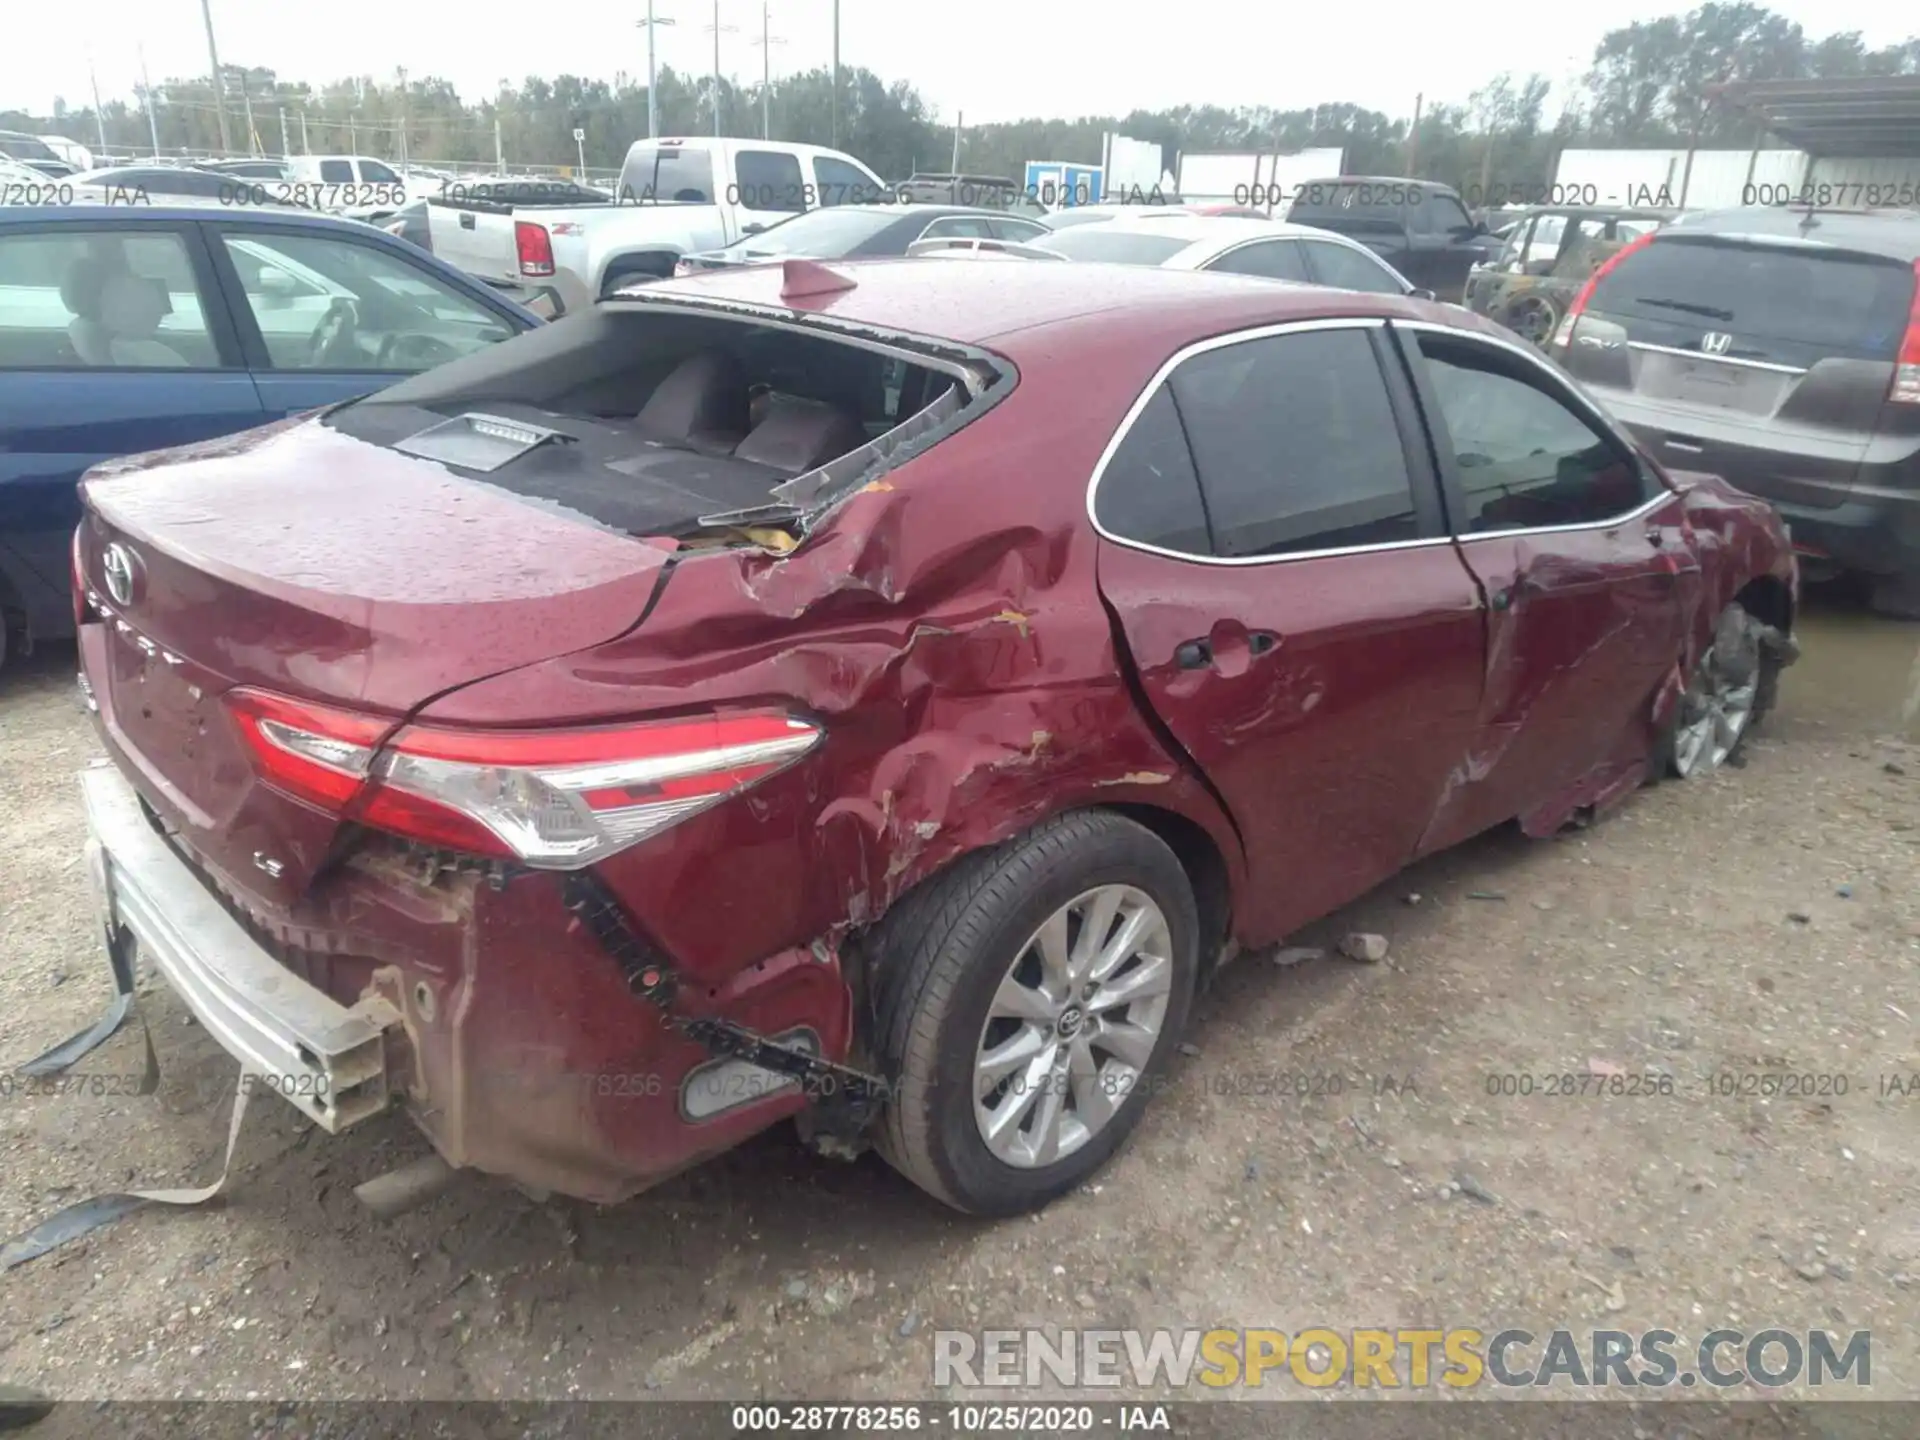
[
  {"x1": 1734, "y1": 573, "x2": 1793, "y2": 635},
  {"x1": 1103, "y1": 802, "x2": 1232, "y2": 973}
]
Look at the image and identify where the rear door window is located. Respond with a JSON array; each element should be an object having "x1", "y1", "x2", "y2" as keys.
[
  {"x1": 1301, "y1": 240, "x2": 1405, "y2": 293},
  {"x1": 1093, "y1": 386, "x2": 1212, "y2": 556},
  {"x1": 1169, "y1": 327, "x2": 1423, "y2": 558},
  {"x1": 0, "y1": 227, "x2": 222, "y2": 369},
  {"x1": 1204, "y1": 240, "x2": 1310, "y2": 282},
  {"x1": 733, "y1": 150, "x2": 807, "y2": 213},
  {"x1": 318, "y1": 159, "x2": 354, "y2": 184},
  {"x1": 1585, "y1": 235, "x2": 1917, "y2": 367},
  {"x1": 620, "y1": 144, "x2": 715, "y2": 204}
]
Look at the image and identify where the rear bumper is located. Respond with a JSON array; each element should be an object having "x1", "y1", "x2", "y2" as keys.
[
  {"x1": 1771, "y1": 490, "x2": 1920, "y2": 578},
  {"x1": 78, "y1": 755, "x2": 852, "y2": 1204},
  {"x1": 81, "y1": 760, "x2": 398, "y2": 1132}
]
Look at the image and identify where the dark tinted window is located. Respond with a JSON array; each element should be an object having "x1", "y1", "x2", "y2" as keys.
[
  {"x1": 318, "y1": 159, "x2": 354, "y2": 183},
  {"x1": 1093, "y1": 386, "x2": 1211, "y2": 556},
  {"x1": 1429, "y1": 196, "x2": 1474, "y2": 233},
  {"x1": 1302, "y1": 240, "x2": 1404, "y2": 293},
  {"x1": 0, "y1": 133, "x2": 61, "y2": 162},
  {"x1": 1037, "y1": 229, "x2": 1192, "y2": 265},
  {"x1": 359, "y1": 160, "x2": 400, "y2": 184},
  {"x1": 1586, "y1": 235, "x2": 1917, "y2": 363},
  {"x1": 919, "y1": 215, "x2": 996, "y2": 241},
  {"x1": 1170, "y1": 328, "x2": 1419, "y2": 558},
  {"x1": 987, "y1": 216, "x2": 1049, "y2": 243},
  {"x1": 1416, "y1": 333, "x2": 1651, "y2": 531},
  {"x1": 813, "y1": 156, "x2": 885, "y2": 206},
  {"x1": 87, "y1": 167, "x2": 229, "y2": 197},
  {"x1": 735, "y1": 150, "x2": 807, "y2": 212},
  {"x1": 619, "y1": 144, "x2": 715, "y2": 204},
  {"x1": 1204, "y1": 239, "x2": 1309, "y2": 281},
  {"x1": 1288, "y1": 183, "x2": 1405, "y2": 222}
]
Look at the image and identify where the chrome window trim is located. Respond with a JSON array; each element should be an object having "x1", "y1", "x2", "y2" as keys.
[
  {"x1": 1087, "y1": 315, "x2": 1458, "y2": 567},
  {"x1": 1624, "y1": 339, "x2": 1807, "y2": 376},
  {"x1": 1393, "y1": 316, "x2": 1677, "y2": 536}
]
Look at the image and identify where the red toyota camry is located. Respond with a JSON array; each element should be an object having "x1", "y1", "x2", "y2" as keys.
[{"x1": 68, "y1": 255, "x2": 1797, "y2": 1216}]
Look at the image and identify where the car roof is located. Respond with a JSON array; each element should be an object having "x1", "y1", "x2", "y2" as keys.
[
  {"x1": 632, "y1": 255, "x2": 1494, "y2": 358},
  {"x1": 1658, "y1": 205, "x2": 1920, "y2": 260},
  {"x1": 1076, "y1": 214, "x2": 1331, "y2": 244},
  {"x1": 1299, "y1": 175, "x2": 1457, "y2": 192}
]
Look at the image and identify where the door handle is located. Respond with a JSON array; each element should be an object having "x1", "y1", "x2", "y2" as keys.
[{"x1": 1174, "y1": 638, "x2": 1212, "y2": 670}]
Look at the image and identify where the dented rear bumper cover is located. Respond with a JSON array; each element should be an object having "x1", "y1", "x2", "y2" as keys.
[{"x1": 80, "y1": 760, "x2": 399, "y2": 1132}]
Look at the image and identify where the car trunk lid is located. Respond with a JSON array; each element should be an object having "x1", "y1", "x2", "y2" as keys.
[
  {"x1": 77, "y1": 414, "x2": 673, "y2": 901},
  {"x1": 1560, "y1": 231, "x2": 1914, "y2": 510}
]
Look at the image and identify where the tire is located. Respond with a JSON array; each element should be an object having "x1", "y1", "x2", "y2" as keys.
[
  {"x1": 599, "y1": 256, "x2": 673, "y2": 298},
  {"x1": 867, "y1": 810, "x2": 1199, "y2": 1216},
  {"x1": 1652, "y1": 602, "x2": 1780, "y2": 780},
  {"x1": 1868, "y1": 571, "x2": 1920, "y2": 621}
]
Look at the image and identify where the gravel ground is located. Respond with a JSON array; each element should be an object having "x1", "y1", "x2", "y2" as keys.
[{"x1": 0, "y1": 589, "x2": 1915, "y2": 1419}]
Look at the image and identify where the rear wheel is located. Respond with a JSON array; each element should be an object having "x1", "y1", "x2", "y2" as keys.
[
  {"x1": 1499, "y1": 293, "x2": 1560, "y2": 348},
  {"x1": 868, "y1": 811, "x2": 1199, "y2": 1216}
]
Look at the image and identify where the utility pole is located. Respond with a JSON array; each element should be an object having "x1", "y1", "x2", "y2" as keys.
[
  {"x1": 751, "y1": 0, "x2": 785, "y2": 140},
  {"x1": 199, "y1": 0, "x2": 232, "y2": 154},
  {"x1": 279, "y1": 107, "x2": 290, "y2": 156},
  {"x1": 139, "y1": 45, "x2": 162, "y2": 156},
  {"x1": 495, "y1": 115, "x2": 505, "y2": 171},
  {"x1": 86, "y1": 51, "x2": 109, "y2": 152},
  {"x1": 639, "y1": 5, "x2": 677, "y2": 140},
  {"x1": 229, "y1": 68, "x2": 260, "y2": 156},
  {"x1": 299, "y1": 107, "x2": 310, "y2": 153},
  {"x1": 704, "y1": 0, "x2": 737, "y2": 139},
  {"x1": 951, "y1": 111, "x2": 962, "y2": 172},
  {"x1": 396, "y1": 67, "x2": 410, "y2": 169},
  {"x1": 1406, "y1": 91, "x2": 1423, "y2": 177},
  {"x1": 830, "y1": 0, "x2": 840, "y2": 148}
]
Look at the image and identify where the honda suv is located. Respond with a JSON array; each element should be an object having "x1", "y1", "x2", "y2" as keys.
[{"x1": 1551, "y1": 206, "x2": 1920, "y2": 617}]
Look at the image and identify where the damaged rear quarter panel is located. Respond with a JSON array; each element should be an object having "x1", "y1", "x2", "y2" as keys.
[
  {"x1": 1664, "y1": 464, "x2": 1799, "y2": 661},
  {"x1": 416, "y1": 344, "x2": 1245, "y2": 985}
]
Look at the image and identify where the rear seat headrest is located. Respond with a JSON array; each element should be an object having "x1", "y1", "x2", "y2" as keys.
[
  {"x1": 635, "y1": 350, "x2": 750, "y2": 451},
  {"x1": 733, "y1": 397, "x2": 868, "y2": 474}
]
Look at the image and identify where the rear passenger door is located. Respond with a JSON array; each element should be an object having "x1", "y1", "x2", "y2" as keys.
[
  {"x1": 1390, "y1": 322, "x2": 1698, "y2": 849},
  {"x1": 1092, "y1": 319, "x2": 1489, "y2": 944},
  {"x1": 0, "y1": 222, "x2": 261, "y2": 639}
]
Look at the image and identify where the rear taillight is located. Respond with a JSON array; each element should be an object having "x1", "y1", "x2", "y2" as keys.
[
  {"x1": 1891, "y1": 257, "x2": 1920, "y2": 406},
  {"x1": 515, "y1": 220, "x2": 555, "y2": 277},
  {"x1": 225, "y1": 688, "x2": 821, "y2": 868},
  {"x1": 1552, "y1": 229, "x2": 1658, "y2": 349}
]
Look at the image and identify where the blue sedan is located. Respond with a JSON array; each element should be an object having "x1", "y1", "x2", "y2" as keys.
[{"x1": 0, "y1": 202, "x2": 542, "y2": 674}]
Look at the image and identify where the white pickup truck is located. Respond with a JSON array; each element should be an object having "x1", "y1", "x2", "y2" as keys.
[{"x1": 426, "y1": 137, "x2": 891, "y2": 315}]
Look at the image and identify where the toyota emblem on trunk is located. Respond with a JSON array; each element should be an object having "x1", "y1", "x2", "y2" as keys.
[
  {"x1": 1700, "y1": 331, "x2": 1732, "y2": 356},
  {"x1": 101, "y1": 543, "x2": 139, "y2": 607}
]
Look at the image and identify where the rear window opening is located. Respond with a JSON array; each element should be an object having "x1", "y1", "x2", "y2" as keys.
[
  {"x1": 323, "y1": 303, "x2": 993, "y2": 544},
  {"x1": 1587, "y1": 235, "x2": 1918, "y2": 364}
]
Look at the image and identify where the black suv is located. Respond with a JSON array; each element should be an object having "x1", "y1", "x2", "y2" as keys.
[
  {"x1": 1285, "y1": 177, "x2": 1502, "y2": 302},
  {"x1": 1551, "y1": 206, "x2": 1920, "y2": 618}
]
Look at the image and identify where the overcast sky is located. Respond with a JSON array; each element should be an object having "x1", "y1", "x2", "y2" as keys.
[{"x1": 9, "y1": 0, "x2": 1915, "y2": 130}]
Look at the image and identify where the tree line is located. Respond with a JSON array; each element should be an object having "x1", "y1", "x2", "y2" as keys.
[{"x1": 6, "y1": 3, "x2": 1917, "y2": 190}]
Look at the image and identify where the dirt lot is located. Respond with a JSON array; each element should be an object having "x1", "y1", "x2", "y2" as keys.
[{"x1": 1, "y1": 589, "x2": 1916, "y2": 1418}]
